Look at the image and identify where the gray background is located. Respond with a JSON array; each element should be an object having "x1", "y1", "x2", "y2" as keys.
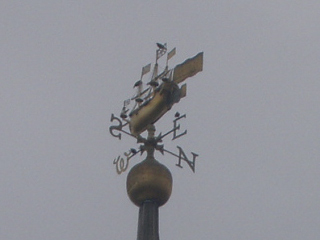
[{"x1": 1, "y1": 1, "x2": 319, "y2": 239}]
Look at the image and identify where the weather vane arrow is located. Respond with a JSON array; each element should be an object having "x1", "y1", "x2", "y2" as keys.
[{"x1": 109, "y1": 43, "x2": 203, "y2": 174}]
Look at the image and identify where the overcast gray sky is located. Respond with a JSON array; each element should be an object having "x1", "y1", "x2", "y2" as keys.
[{"x1": 1, "y1": 1, "x2": 320, "y2": 240}]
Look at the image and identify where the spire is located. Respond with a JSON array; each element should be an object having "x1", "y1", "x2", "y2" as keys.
[
  {"x1": 126, "y1": 126, "x2": 172, "y2": 240},
  {"x1": 126, "y1": 153, "x2": 172, "y2": 240},
  {"x1": 109, "y1": 45, "x2": 203, "y2": 239},
  {"x1": 137, "y1": 201, "x2": 159, "y2": 240}
]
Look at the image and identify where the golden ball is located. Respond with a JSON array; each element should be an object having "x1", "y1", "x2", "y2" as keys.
[{"x1": 126, "y1": 157, "x2": 172, "y2": 207}]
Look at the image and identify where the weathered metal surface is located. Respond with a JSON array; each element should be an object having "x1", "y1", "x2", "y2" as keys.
[
  {"x1": 137, "y1": 201, "x2": 159, "y2": 240},
  {"x1": 126, "y1": 155, "x2": 173, "y2": 207}
]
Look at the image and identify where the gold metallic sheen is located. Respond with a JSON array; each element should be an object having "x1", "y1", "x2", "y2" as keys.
[
  {"x1": 126, "y1": 156, "x2": 172, "y2": 207},
  {"x1": 129, "y1": 82, "x2": 180, "y2": 136}
]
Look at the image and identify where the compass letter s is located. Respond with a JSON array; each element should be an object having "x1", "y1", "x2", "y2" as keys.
[
  {"x1": 109, "y1": 114, "x2": 123, "y2": 140},
  {"x1": 173, "y1": 114, "x2": 187, "y2": 140}
]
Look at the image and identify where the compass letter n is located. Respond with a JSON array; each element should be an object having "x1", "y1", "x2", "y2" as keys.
[{"x1": 176, "y1": 146, "x2": 198, "y2": 173}]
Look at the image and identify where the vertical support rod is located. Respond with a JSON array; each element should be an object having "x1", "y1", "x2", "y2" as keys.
[{"x1": 137, "y1": 200, "x2": 160, "y2": 240}]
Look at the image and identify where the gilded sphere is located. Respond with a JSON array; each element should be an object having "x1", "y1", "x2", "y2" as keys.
[{"x1": 126, "y1": 157, "x2": 172, "y2": 207}]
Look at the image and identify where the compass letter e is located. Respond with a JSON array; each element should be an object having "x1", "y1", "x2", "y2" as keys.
[{"x1": 173, "y1": 114, "x2": 187, "y2": 140}]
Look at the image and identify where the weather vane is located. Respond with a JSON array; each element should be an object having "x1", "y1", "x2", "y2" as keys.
[{"x1": 109, "y1": 43, "x2": 203, "y2": 175}]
